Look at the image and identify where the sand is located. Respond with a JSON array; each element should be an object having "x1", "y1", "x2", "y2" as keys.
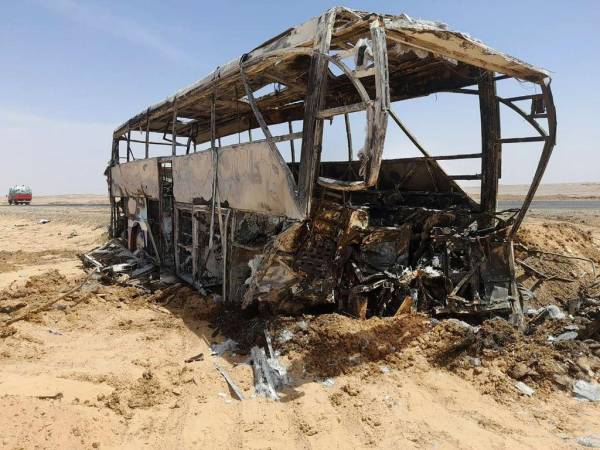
[
  {"x1": 0, "y1": 205, "x2": 108, "y2": 289},
  {"x1": 1, "y1": 204, "x2": 599, "y2": 449}
]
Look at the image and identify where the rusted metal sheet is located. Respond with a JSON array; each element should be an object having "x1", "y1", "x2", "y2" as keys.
[
  {"x1": 112, "y1": 8, "x2": 549, "y2": 140},
  {"x1": 171, "y1": 152, "x2": 213, "y2": 204},
  {"x1": 111, "y1": 158, "x2": 160, "y2": 199},
  {"x1": 172, "y1": 142, "x2": 303, "y2": 219},
  {"x1": 384, "y1": 15, "x2": 548, "y2": 81}
]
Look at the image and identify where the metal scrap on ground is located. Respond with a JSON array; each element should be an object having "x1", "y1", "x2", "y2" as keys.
[
  {"x1": 250, "y1": 344, "x2": 290, "y2": 401},
  {"x1": 214, "y1": 363, "x2": 245, "y2": 401}
]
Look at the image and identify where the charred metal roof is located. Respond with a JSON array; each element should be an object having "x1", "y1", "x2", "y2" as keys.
[{"x1": 113, "y1": 7, "x2": 550, "y2": 142}]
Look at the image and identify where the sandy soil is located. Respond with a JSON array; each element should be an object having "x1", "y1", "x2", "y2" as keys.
[
  {"x1": 1, "y1": 205, "x2": 599, "y2": 449},
  {"x1": 0, "y1": 206, "x2": 108, "y2": 289}
]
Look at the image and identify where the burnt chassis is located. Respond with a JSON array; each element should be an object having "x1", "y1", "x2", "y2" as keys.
[{"x1": 107, "y1": 8, "x2": 556, "y2": 320}]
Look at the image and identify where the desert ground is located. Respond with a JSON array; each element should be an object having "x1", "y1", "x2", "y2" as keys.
[
  {"x1": 23, "y1": 194, "x2": 109, "y2": 205},
  {"x1": 1, "y1": 192, "x2": 600, "y2": 449},
  {"x1": 464, "y1": 182, "x2": 600, "y2": 200}
]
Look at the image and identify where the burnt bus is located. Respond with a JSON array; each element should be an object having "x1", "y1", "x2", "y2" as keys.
[{"x1": 107, "y1": 8, "x2": 556, "y2": 320}]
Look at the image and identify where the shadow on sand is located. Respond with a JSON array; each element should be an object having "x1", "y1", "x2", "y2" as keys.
[{"x1": 157, "y1": 286, "x2": 429, "y2": 401}]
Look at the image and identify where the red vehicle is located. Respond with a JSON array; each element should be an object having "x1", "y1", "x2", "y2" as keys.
[{"x1": 8, "y1": 185, "x2": 32, "y2": 205}]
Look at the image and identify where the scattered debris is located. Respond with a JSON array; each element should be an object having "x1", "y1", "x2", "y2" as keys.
[
  {"x1": 250, "y1": 346, "x2": 280, "y2": 400},
  {"x1": 81, "y1": 240, "x2": 158, "y2": 286},
  {"x1": 250, "y1": 330, "x2": 290, "y2": 401},
  {"x1": 514, "y1": 381, "x2": 535, "y2": 397},
  {"x1": 447, "y1": 318, "x2": 479, "y2": 333},
  {"x1": 0, "y1": 301, "x2": 26, "y2": 314},
  {"x1": 278, "y1": 330, "x2": 294, "y2": 344},
  {"x1": 573, "y1": 380, "x2": 600, "y2": 401},
  {"x1": 554, "y1": 331, "x2": 578, "y2": 342},
  {"x1": 468, "y1": 357, "x2": 482, "y2": 367},
  {"x1": 210, "y1": 339, "x2": 238, "y2": 357},
  {"x1": 297, "y1": 320, "x2": 309, "y2": 332},
  {"x1": 184, "y1": 352, "x2": 204, "y2": 363},
  {"x1": 264, "y1": 330, "x2": 275, "y2": 358},
  {"x1": 546, "y1": 304, "x2": 566, "y2": 320},
  {"x1": 321, "y1": 378, "x2": 335, "y2": 388},
  {"x1": 214, "y1": 363, "x2": 245, "y2": 401},
  {"x1": 577, "y1": 435, "x2": 600, "y2": 448},
  {"x1": 4, "y1": 268, "x2": 99, "y2": 325},
  {"x1": 265, "y1": 355, "x2": 290, "y2": 390},
  {"x1": 35, "y1": 392, "x2": 63, "y2": 400}
]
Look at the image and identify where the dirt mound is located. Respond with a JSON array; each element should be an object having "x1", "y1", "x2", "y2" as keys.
[
  {"x1": 127, "y1": 371, "x2": 167, "y2": 409},
  {"x1": 273, "y1": 313, "x2": 430, "y2": 377},
  {"x1": 0, "y1": 250, "x2": 78, "y2": 274},
  {"x1": 0, "y1": 324, "x2": 17, "y2": 338},
  {"x1": 0, "y1": 270, "x2": 72, "y2": 319},
  {"x1": 100, "y1": 371, "x2": 170, "y2": 419},
  {"x1": 518, "y1": 222, "x2": 600, "y2": 262},
  {"x1": 158, "y1": 285, "x2": 220, "y2": 320},
  {"x1": 515, "y1": 221, "x2": 600, "y2": 309},
  {"x1": 414, "y1": 313, "x2": 600, "y2": 400},
  {"x1": 9, "y1": 269, "x2": 69, "y2": 295}
]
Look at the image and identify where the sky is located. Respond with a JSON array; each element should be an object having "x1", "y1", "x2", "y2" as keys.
[{"x1": 0, "y1": 0, "x2": 598, "y2": 195}]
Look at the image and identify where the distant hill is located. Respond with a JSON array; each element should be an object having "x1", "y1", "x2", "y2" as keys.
[{"x1": 31, "y1": 194, "x2": 109, "y2": 205}]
